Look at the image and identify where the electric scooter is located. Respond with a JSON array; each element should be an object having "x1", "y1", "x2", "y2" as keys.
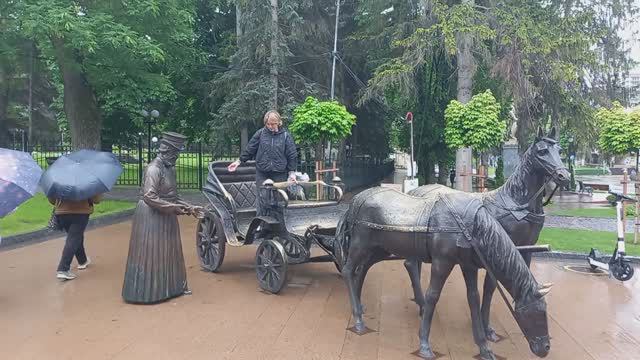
[{"x1": 588, "y1": 191, "x2": 635, "y2": 281}]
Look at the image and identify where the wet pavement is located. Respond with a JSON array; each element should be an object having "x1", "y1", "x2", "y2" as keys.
[{"x1": 1, "y1": 217, "x2": 639, "y2": 359}]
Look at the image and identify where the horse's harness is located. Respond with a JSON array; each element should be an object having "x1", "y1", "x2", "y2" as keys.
[{"x1": 441, "y1": 192, "x2": 552, "y2": 347}]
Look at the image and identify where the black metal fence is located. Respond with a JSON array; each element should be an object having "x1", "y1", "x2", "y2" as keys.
[{"x1": 11, "y1": 139, "x2": 394, "y2": 191}]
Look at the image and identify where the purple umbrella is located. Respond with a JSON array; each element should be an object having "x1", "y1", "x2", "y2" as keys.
[{"x1": 0, "y1": 148, "x2": 43, "y2": 217}]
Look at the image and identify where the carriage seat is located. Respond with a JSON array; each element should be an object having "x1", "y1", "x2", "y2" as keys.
[
  {"x1": 209, "y1": 160, "x2": 259, "y2": 211},
  {"x1": 207, "y1": 160, "x2": 341, "y2": 213}
]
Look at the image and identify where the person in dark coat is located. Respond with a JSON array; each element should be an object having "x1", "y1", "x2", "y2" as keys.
[
  {"x1": 228, "y1": 110, "x2": 298, "y2": 216},
  {"x1": 122, "y1": 131, "x2": 203, "y2": 304},
  {"x1": 449, "y1": 168, "x2": 456, "y2": 188}
]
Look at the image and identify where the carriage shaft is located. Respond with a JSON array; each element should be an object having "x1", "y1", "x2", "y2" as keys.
[{"x1": 515, "y1": 244, "x2": 551, "y2": 253}]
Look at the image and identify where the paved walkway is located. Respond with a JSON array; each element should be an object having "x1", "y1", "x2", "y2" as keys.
[
  {"x1": 577, "y1": 175, "x2": 637, "y2": 196},
  {"x1": 1, "y1": 218, "x2": 639, "y2": 359},
  {"x1": 545, "y1": 215, "x2": 637, "y2": 233}
]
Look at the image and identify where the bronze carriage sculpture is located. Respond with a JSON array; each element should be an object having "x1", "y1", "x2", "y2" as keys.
[{"x1": 196, "y1": 160, "x2": 344, "y2": 294}]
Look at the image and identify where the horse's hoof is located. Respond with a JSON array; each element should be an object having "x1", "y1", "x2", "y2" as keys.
[
  {"x1": 347, "y1": 324, "x2": 375, "y2": 335},
  {"x1": 485, "y1": 328, "x2": 503, "y2": 343},
  {"x1": 347, "y1": 318, "x2": 374, "y2": 335},
  {"x1": 475, "y1": 349, "x2": 497, "y2": 360},
  {"x1": 411, "y1": 346, "x2": 441, "y2": 359}
]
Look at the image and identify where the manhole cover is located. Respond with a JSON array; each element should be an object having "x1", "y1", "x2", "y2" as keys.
[{"x1": 563, "y1": 265, "x2": 607, "y2": 276}]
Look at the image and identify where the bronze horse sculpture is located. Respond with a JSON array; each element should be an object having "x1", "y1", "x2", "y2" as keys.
[
  {"x1": 405, "y1": 127, "x2": 569, "y2": 342},
  {"x1": 335, "y1": 129, "x2": 565, "y2": 359}
]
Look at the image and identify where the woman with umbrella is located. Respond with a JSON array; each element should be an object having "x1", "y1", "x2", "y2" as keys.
[
  {"x1": 40, "y1": 149, "x2": 124, "y2": 280},
  {"x1": 122, "y1": 132, "x2": 203, "y2": 304},
  {"x1": 49, "y1": 194, "x2": 103, "y2": 280}
]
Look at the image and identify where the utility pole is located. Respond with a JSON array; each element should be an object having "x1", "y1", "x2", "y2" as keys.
[
  {"x1": 330, "y1": 0, "x2": 340, "y2": 100},
  {"x1": 270, "y1": 0, "x2": 279, "y2": 110},
  {"x1": 327, "y1": 0, "x2": 341, "y2": 162}
]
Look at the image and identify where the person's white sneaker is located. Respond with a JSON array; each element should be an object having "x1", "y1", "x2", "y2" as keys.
[
  {"x1": 77, "y1": 258, "x2": 91, "y2": 270},
  {"x1": 56, "y1": 271, "x2": 77, "y2": 280}
]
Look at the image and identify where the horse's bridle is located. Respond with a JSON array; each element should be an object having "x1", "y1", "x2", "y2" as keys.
[{"x1": 491, "y1": 147, "x2": 568, "y2": 212}]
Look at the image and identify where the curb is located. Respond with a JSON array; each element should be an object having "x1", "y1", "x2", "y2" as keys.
[
  {"x1": 532, "y1": 250, "x2": 640, "y2": 264},
  {"x1": 0, "y1": 209, "x2": 135, "y2": 251}
]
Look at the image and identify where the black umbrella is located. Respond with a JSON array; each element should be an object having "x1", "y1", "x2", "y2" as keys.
[{"x1": 39, "y1": 150, "x2": 123, "y2": 201}]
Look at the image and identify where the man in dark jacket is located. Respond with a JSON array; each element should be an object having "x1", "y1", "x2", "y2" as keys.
[{"x1": 228, "y1": 110, "x2": 298, "y2": 216}]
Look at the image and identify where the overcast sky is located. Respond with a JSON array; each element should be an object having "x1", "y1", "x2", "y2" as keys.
[{"x1": 621, "y1": 0, "x2": 640, "y2": 71}]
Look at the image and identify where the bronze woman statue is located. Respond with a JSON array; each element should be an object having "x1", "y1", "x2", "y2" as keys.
[{"x1": 122, "y1": 132, "x2": 203, "y2": 304}]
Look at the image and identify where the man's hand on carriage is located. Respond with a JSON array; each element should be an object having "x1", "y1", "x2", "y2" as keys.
[
  {"x1": 227, "y1": 160, "x2": 241, "y2": 172},
  {"x1": 288, "y1": 172, "x2": 297, "y2": 184}
]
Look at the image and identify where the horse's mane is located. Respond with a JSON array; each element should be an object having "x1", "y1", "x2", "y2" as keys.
[
  {"x1": 499, "y1": 144, "x2": 535, "y2": 201},
  {"x1": 473, "y1": 207, "x2": 539, "y2": 303}
]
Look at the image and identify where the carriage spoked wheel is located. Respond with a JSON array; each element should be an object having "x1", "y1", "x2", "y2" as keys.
[
  {"x1": 255, "y1": 238, "x2": 288, "y2": 294},
  {"x1": 196, "y1": 210, "x2": 226, "y2": 272},
  {"x1": 279, "y1": 234, "x2": 309, "y2": 265}
]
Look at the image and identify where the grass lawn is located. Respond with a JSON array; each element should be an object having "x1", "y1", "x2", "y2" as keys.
[
  {"x1": 574, "y1": 167, "x2": 609, "y2": 176},
  {"x1": 548, "y1": 205, "x2": 636, "y2": 218},
  {"x1": 539, "y1": 227, "x2": 640, "y2": 256},
  {"x1": 0, "y1": 194, "x2": 135, "y2": 237}
]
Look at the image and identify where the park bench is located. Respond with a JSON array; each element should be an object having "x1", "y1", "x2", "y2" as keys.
[
  {"x1": 577, "y1": 180, "x2": 593, "y2": 196},
  {"x1": 45, "y1": 157, "x2": 58, "y2": 165},
  {"x1": 582, "y1": 182, "x2": 609, "y2": 192},
  {"x1": 116, "y1": 154, "x2": 139, "y2": 164}
]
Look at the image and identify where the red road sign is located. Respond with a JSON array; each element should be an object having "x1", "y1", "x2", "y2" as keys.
[{"x1": 405, "y1": 112, "x2": 413, "y2": 123}]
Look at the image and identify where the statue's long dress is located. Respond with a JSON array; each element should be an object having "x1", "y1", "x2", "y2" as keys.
[{"x1": 122, "y1": 158, "x2": 187, "y2": 304}]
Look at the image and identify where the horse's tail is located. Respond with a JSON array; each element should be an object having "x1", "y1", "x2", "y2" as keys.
[
  {"x1": 334, "y1": 187, "x2": 395, "y2": 267},
  {"x1": 334, "y1": 205, "x2": 354, "y2": 267},
  {"x1": 472, "y1": 206, "x2": 538, "y2": 302}
]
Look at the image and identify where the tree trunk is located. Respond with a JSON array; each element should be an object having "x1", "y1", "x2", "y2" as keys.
[
  {"x1": 426, "y1": 160, "x2": 436, "y2": 184},
  {"x1": 236, "y1": 4, "x2": 248, "y2": 151},
  {"x1": 269, "y1": 0, "x2": 279, "y2": 110},
  {"x1": 454, "y1": 0, "x2": 475, "y2": 192},
  {"x1": 315, "y1": 142, "x2": 324, "y2": 162},
  {"x1": 52, "y1": 37, "x2": 102, "y2": 150},
  {"x1": 437, "y1": 160, "x2": 448, "y2": 185},
  {"x1": 241, "y1": 124, "x2": 248, "y2": 151},
  {"x1": 0, "y1": 64, "x2": 9, "y2": 148},
  {"x1": 235, "y1": 3, "x2": 243, "y2": 42}
]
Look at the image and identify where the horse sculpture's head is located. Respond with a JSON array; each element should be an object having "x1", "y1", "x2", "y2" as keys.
[
  {"x1": 514, "y1": 285, "x2": 552, "y2": 357},
  {"x1": 530, "y1": 127, "x2": 570, "y2": 186}
]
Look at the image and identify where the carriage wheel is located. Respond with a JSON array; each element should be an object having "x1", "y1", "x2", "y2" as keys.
[
  {"x1": 256, "y1": 239, "x2": 288, "y2": 294},
  {"x1": 196, "y1": 211, "x2": 226, "y2": 272},
  {"x1": 280, "y1": 235, "x2": 309, "y2": 265}
]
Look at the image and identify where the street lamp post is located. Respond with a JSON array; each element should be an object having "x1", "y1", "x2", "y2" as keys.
[{"x1": 141, "y1": 109, "x2": 159, "y2": 163}]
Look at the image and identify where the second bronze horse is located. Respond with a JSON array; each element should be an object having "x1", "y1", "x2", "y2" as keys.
[{"x1": 335, "y1": 128, "x2": 568, "y2": 359}]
